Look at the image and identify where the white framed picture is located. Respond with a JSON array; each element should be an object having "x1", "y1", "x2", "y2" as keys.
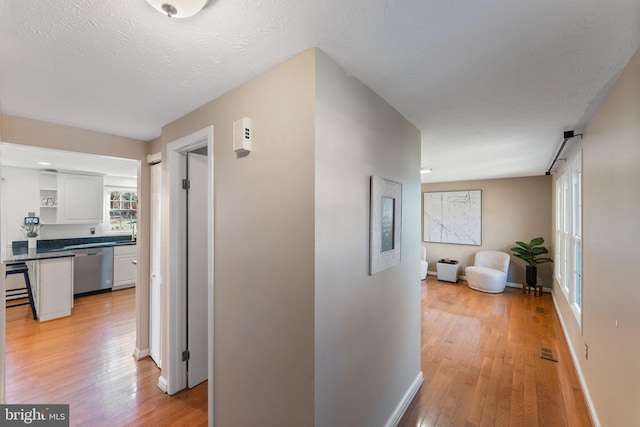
[{"x1": 370, "y1": 176, "x2": 402, "y2": 275}]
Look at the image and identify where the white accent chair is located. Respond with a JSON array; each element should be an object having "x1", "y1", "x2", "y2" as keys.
[
  {"x1": 465, "y1": 251, "x2": 510, "y2": 293},
  {"x1": 420, "y1": 246, "x2": 429, "y2": 280}
]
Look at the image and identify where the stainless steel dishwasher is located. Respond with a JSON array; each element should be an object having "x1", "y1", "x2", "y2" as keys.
[{"x1": 72, "y1": 247, "x2": 114, "y2": 296}]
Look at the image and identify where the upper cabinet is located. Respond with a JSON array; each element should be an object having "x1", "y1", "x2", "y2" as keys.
[
  {"x1": 40, "y1": 172, "x2": 104, "y2": 224},
  {"x1": 58, "y1": 173, "x2": 104, "y2": 223}
]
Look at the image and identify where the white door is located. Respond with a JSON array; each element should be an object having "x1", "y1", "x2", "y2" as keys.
[
  {"x1": 149, "y1": 162, "x2": 162, "y2": 367},
  {"x1": 186, "y1": 151, "x2": 208, "y2": 387}
]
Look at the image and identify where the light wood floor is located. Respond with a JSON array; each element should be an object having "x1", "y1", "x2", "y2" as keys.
[
  {"x1": 5, "y1": 288, "x2": 207, "y2": 427},
  {"x1": 6, "y1": 279, "x2": 592, "y2": 426},
  {"x1": 399, "y1": 276, "x2": 593, "y2": 427}
]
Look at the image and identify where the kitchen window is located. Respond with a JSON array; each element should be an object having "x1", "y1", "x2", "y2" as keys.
[{"x1": 105, "y1": 188, "x2": 137, "y2": 232}]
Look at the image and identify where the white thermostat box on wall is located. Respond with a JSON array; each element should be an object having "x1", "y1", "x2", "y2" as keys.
[{"x1": 233, "y1": 117, "x2": 252, "y2": 153}]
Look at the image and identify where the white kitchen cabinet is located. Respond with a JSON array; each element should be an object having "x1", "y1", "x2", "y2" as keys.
[
  {"x1": 39, "y1": 171, "x2": 104, "y2": 224},
  {"x1": 29, "y1": 257, "x2": 74, "y2": 321},
  {"x1": 113, "y1": 244, "x2": 136, "y2": 290},
  {"x1": 56, "y1": 173, "x2": 104, "y2": 223}
]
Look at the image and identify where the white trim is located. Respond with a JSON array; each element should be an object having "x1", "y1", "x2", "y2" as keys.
[
  {"x1": 505, "y1": 282, "x2": 553, "y2": 293},
  {"x1": 206, "y1": 141, "x2": 215, "y2": 427},
  {"x1": 426, "y1": 273, "x2": 554, "y2": 293},
  {"x1": 384, "y1": 371, "x2": 424, "y2": 427},
  {"x1": 103, "y1": 186, "x2": 138, "y2": 235},
  {"x1": 164, "y1": 126, "x2": 214, "y2": 427},
  {"x1": 157, "y1": 376, "x2": 168, "y2": 393},
  {"x1": 554, "y1": 150, "x2": 583, "y2": 328},
  {"x1": 552, "y1": 293, "x2": 600, "y2": 427},
  {"x1": 147, "y1": 152, "x2": 162, "y2": 165},
  {"x1": 133, "y1": 347, "x2": 150, "y2": 360},
  {"x1": 166, "y1": 137, "x2": 186, "y2": 395}
]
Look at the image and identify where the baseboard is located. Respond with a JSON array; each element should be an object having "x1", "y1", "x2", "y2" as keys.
[
  {"x1": 157, "y1": 376, "x2": 168, "y2": 393},
  {"x1": 133, "y1": 347, "x2": 150, "y2": 360},
  {"x1": 551, "y1": 293, "x2": 601, "y2": 427},
  {"x1": 427, "y1": 273, "x2": 552, "y2": 293},
  {"x1": 384, "y1": 371, "x2": 424, "y2": 427},
  {"x1": 505, "y1": 282, "x2": 552, "y2": 293}
]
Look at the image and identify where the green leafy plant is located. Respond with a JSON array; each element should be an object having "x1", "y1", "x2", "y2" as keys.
[
  {"x1": 510, "y1": 237, "x2": 553, "y2": 266},
  {"x1": 21, "y1": 223, "x2": 41, "y2": 238}
]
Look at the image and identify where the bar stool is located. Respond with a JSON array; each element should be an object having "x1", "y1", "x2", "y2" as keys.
[{"x1": 5, "y1": 263, "x2": 37, "y2": 320}]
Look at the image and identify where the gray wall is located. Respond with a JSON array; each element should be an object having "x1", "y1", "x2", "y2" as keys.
[
  {"x1": 421, "y1": 176, "x2": 552, "y2": 286},
  {"x1": 314, "y1": 51, "x2": 422, "y2": 427},
  {"x1": 553, "y1": 47, "x2": 640, "y2": 426}
]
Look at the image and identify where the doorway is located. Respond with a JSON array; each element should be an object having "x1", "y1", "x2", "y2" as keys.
[
  {"x1": 163, "y1": 126, "x2": 214, "y2": 424},
  {"x1": 0, "y1": 142, "x2": 144, "y2": 404},
  {"x1": 186, "y1": 149, "x2": 208, "y2": 387}
]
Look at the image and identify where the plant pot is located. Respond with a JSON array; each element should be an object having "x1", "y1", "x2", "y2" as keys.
[
  {"x1": 28, "y1": 237, "x2": 37, "y2": 249},
  {"x1": 526, "y1": 265, "x2": 537, "y2": 287}
]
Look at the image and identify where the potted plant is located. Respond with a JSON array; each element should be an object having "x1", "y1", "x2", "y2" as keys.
[
  {"x1": 510, "y1": 237, "x2": 553, "y2": 291},
  {"x1": 21, "y1": 223, "x2": 41, "y2": 249}
]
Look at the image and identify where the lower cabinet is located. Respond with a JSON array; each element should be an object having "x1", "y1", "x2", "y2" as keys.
[
  {"x1": 29, "y1": 257, "x2": 74, "y2": 322},
  {"x1": 113, "y1": 245, "x2": 137, "y2": 290}
]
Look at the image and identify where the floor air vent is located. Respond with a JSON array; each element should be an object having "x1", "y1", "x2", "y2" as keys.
[
  {"x1": 535, "y1": 307, "x2": 546, "y2": 314},
  {"x1": 540, "y1": 347, "x2": 558, "y2": 362}
]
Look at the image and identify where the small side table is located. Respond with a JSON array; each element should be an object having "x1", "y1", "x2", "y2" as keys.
[{"x1": 437, "y1": 259, "x2": 459, "y2": 283}]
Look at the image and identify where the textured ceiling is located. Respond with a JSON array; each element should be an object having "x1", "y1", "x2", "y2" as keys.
[{"x1": 0, "y1": 0, "x2": 638, "y2": 183}]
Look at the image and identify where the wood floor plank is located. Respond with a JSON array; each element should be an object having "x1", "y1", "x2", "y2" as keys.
[
  {"x1": 6, "y1": 289, "x2": 207, "y2": 427},
  {"x1": 398, "y1": 277, "x2": 593, "y2": 427},
  {"x1": 8, "y1": 276, "x2": 593, "y2": 426}
]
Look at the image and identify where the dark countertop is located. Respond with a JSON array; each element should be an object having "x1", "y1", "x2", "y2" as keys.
[
  {"x1": 5, "y1": 235, "x2": 136, "y2": 264},
  {"x1": 4, "y1": 248, "x2": 75, "y2": 264}
]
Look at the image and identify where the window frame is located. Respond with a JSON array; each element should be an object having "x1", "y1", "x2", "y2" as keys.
[
  {"x1": 554, "y1": 150, "x2": 582, "y2": 327},
  {"x1": 103, "y1": 186, "x2": 138, "y2": 234}
]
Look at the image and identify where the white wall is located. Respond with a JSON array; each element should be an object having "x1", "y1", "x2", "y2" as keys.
[
  {"x1": 314, "y1": 50, "x2": 422, "y2": 427},
  {"x1": 1, "y1": 167, "x2": 41, "y2": 290},
  {"x1": 0, "y1": 166, "x2": 40, "y2": 249},
  {"x1": 104, "y1": 176, "x2": 136, "y2": 187}
]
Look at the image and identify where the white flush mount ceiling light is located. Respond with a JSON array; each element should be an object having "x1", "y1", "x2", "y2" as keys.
[
  {"x1": 420, "y1": 168, "x2": 432, "y2": 174},
  {"x1": 145, "y1": 0, "x2": 209, "y2": 18}
]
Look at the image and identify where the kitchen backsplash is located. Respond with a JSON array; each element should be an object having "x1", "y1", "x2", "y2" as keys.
[{"x1": 39, "y1": 223, "x2": 105, "y2": 240}]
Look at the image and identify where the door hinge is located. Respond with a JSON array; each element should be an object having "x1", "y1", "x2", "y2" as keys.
[
  {"x1": 182, "y1": 179, "x2": 190, "y2": 190},
  {"x1": 182, "y1": 350, "x2": 190, "y2": 362}
]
